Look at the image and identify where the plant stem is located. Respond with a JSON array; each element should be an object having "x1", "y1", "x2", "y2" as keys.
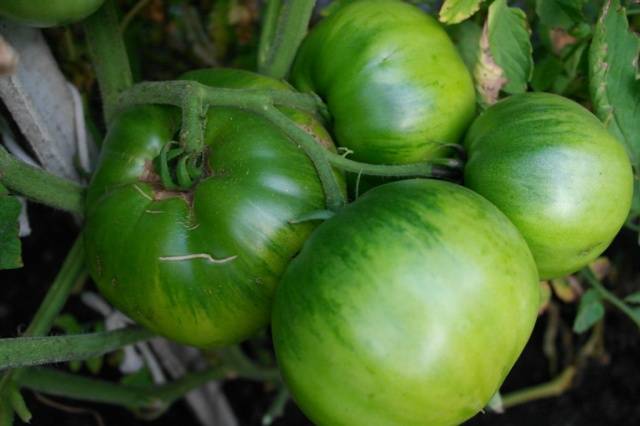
[
  {"x1": 114, "y1": 81, "x2": 460, "y2": 210},
  {"x1": 326, "y1": 154, "x2": 462, "y2": 178},
  {"x1": 259, "y1": 104, "x2": 346, "y2": 210},
  {"x1": 502, "y1": 366, "x2": 576, "y2": 408},
  {"x1": 17, "y1": 359, "x2": 277, "y2": 411},
  {"x1": 0, "y1": 327, "x2": 154, "y2": 370},
  {"x1": 115, "y1": 81, "x2": 322, "y2": 116},
  {"x1": 0, "y1": 146, "x2": 85, "y2": 214},
  {"x1": 581, "y1": 268, "x2": 640, "y2": 329},
  {"x1": 84, "y1": 0, "x2": 134, "y2": 123},
  {"x1": 262, "y1": 387, "x2": 290, "y2": 425},
  {"x1": 120, "y1": 0, "x2": 153, "y2": 33},
  {"x1": 257, "y1": 0, "x2": 316, "y2": 79},
  {"x1": 217, "y1": 346, "x2": 281, "y2": 382},
  {"x1": 0, "y1": 237, "x2": 86, "y2": 415},
  {"x1": 258, "y1": 0, "x2": 282, "y2": 69}
]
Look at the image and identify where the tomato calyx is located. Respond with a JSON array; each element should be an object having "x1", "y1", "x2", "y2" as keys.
[{"x1": 153, "y1": 141, "x2": 208, "y2": 192}]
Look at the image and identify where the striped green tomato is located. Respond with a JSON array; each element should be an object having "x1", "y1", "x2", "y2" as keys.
[
  {"x1": 272, "y1": 179, "x2": 540, "y2": 426},
  {"x1": 464, "y1": 93, "x2": 633, "y2": 279}
]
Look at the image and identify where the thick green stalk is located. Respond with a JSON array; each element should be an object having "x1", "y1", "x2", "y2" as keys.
[
  {"x1": 0, "y1": 327, "x2": 154, "y2": 370},
  {"x1": 115, "y1": 81, "x2": 323, "y2": 116},
  {"x1": 257, "y1": 0, "x2": 316, "y2": 78},
  {"x1": 326, "y1": 154, "x2": 463, "y2": 178},
  {"x1": 0, "y1": 146, "x2": 84, "y2": 214},
  {"x1": 0, "y1": 237, "x2": 86, "y2": 417},
  {"x1": 17, "y1": 359, "x2": 277, "y2": 410},
  {"x1": 258, "y1": 0, "x2": 282, "y2": 69},
  {"x1": 84, "y1": 0, "x2": 134, "y2": 123}
]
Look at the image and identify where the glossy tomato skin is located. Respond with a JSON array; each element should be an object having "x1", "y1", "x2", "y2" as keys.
[
  {"x1": 0, "y1": 0, "x2": 104, "y2": 27},
  {"x1": 84, "y1": 69, "x2": 344, "y2": 348},
  {"x1": 272, "y1": 179, "x2": 540, "y2": 426},
  {"x1": 290, "y1": 0, "x2": 476, "y2": 164},
  {"x1": 464, "y1": 92, "x2": 633, "y2": 279}
]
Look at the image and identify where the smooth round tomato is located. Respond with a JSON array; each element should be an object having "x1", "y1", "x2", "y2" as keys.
[
  {"x1": 0, "y1": 0, "x2": 104, "y2": 27},
  {"x1": 272, "y1": 179, "x2": 540, "y2": 426},
  {"x1": 290, "y1": 0, "x2": 476, "y2": 164},
  {"x1": 464, "y1": 92, "x2": 633, "y2": 279},
  {"x1": 84, "y1": 68, "x2": 344, "y2": 348}
]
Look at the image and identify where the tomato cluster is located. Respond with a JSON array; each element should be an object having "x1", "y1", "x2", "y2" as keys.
[{"x1": 82, "y1": 0, "x2": 633, "y2": 425}]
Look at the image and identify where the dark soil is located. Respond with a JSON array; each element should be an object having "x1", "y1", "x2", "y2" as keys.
[{"x1": 2, "y1": 203, "x2": 639, "y2": 426}]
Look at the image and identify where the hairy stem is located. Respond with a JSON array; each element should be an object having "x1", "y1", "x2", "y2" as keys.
[
  {"x1": 115, "y1": 81, "x2": 322, "y2": 116},
  {"x1": 258, "y1": 0, "x2": 282, "y2": 69},
  {"x1": 0, "y1": 238, "x2": 86, "y2": 412},
  {"x1": 0, "y1": 146, "x2": 85, "y2": 214},
  {"x1": 257, "y1": 0, "x2": 316, "y2": 78},
  {"x1": 84, "y1": 0, "x2": 134, "y2": 123},
  {"x1": 0, "y1": 327, "x2": 154, "y2": 370},
  {"x1": 17, "y1": 357, "x2": 278, "y2": 411},
  {"x1": 327, "y1": 154, "x2": 462, "y2": 178}
]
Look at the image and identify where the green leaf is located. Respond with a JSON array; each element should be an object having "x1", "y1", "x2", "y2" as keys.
[
  {"x1": 537, "y1": 0, "x2": 588, "y2": 28},
  {"x1": 589, "y1": 0, "x2": 640, "y2": 172},
  {"x1": 439, "y1": 0, "x2": 484, "y2": 25},
  {"x1": 487, "y1": 0, "x2": 534, "y2": 94},
  {"x1": 536, "y1": 0, "x2": 576, "y2": 29},
  {"x1": 449, "y1": 21, "x2": 483, "y2": 74},
  {"x1": 573, "y1": 289, "x2": 605, "y2": 333},
  {"x1": 531, "y1": 55, "x2": 564, "y2": 91},
  {"x1": 0, "y1": 185, "x2": 23, "y2": 270},
  {"x1": 564, "y1": 40, "x2": 588, "y2": 79},
  {"x1": 624, "y1": 291, "x2": 640, "y2": 304}
]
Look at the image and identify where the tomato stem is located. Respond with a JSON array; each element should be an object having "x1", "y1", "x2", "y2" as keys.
[
  {"x1": 326, "y1": 153, "x2": 463, "y2": 179},
  {"x1": 14, "y1": 348, "x2": 280, "y2": 412},
  {"x1": 0, "y1": 146, "x2": 85, "y2": 215},
  {"x1": 0, "y1": 237, "x2": 86, "y2": 417},
  {"x1": 257, "y1": 0, "x2": 316, "y2": 79},
  {"x1": 84, "y1": 0, "x2": 134, "y2": 124},
  {"x1": 0, "y1": 327, "x2": 154, "y2": 370},
  {"x1": 501, "y1": 366, "x2": 576, "y2": 409}
]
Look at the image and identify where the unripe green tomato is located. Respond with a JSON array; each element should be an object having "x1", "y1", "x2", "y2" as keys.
[
  {"x1": 84, "y1": 69, "x2": 344, "y2": 348},
  {"x1": 0, "y1": 0, "x2": 104, "y2": 27},
  {"x1": 464, "y1": 92, "x2": 633, "y2": 279},
  {"x1": 290, "y1": 0, "x2": 476, "y2": 164},
  {"x1": 273, "y1": 179, "x2": 540, "y2": 426}
]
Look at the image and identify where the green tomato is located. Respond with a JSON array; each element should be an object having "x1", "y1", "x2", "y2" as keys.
[
  {"x1": 464, "y1": 92, "x2": 633, "y2": 279},
  {"x1": 0, "y1": 0, "x2": 104, "y2": 27},
  {"x1": 84, "y1": 69, "x2": 344, "y2": 348},
  {"x1": 290, "y1": 0, "x2": 476, "y2": 164},
  {"x1": 272, "y1": 179, "x2": 539, "y2": 426}
]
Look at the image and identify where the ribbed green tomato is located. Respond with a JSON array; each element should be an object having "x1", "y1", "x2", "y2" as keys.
[
  {"x1": 0, "y1": 0, "x2": 104, "y2": 27},
  {"x1": 84, "y1": 69, "x2": 343, "y2": 348},
  {"x1": 273, "y1": 179, "x2": 540, "y2": 426},
  {"x1": 290, "y1": 0, "x2": 476, "y2": 164},
  {"x1": 464, "y1": 92, "x2": 633, "y2": 279}
]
